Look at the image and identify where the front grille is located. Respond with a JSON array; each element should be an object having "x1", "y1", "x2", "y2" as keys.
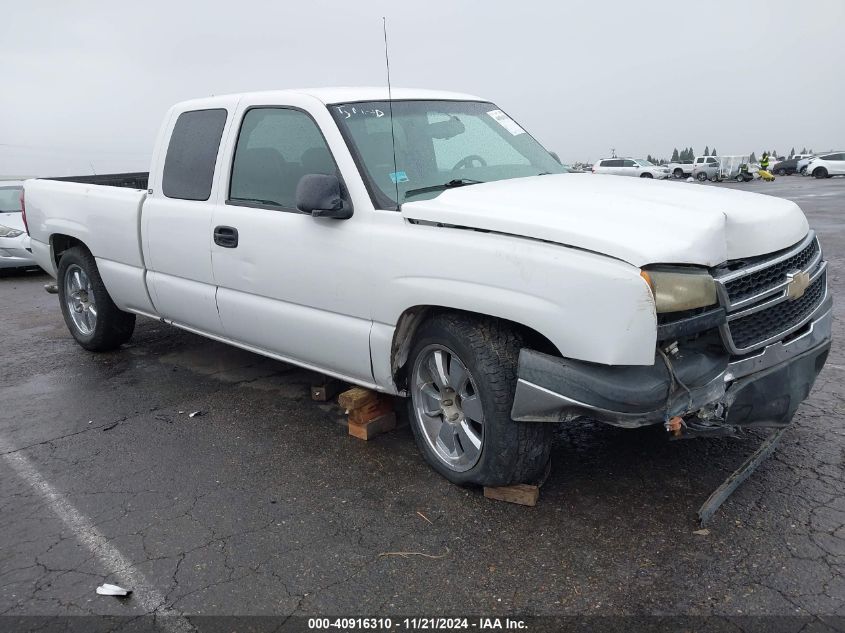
[
  {"x1": 728, "y1": 271, "x2": 826, "y2": 350},
  {"x1": 724, "y1": 237, "x2": 819, "y2": 303}
]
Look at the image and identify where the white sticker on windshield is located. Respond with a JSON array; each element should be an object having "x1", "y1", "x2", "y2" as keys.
[{"x1": 487, "y1": 109, "x2": 525, "y2": 136}]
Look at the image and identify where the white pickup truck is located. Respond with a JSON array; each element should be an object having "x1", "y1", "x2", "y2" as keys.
[{"x1": 23, "y1": 88, "x2": 831, "y2": 488}]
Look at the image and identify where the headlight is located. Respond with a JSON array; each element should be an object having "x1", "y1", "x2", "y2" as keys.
[
  {"x1": 0, "y1": 225, "x2": 24, "y2": 239},
  {"x1": 641, "y1": 269, "x2": 718, "y2": 313}
]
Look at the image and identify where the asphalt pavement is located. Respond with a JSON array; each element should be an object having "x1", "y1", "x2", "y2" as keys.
[{"x1": 1, "y1": 175, "x2": 843, "y2": 631}]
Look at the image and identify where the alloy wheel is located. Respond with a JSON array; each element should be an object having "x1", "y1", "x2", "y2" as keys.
[{"x1": 411, "y1": 344, "x2": 484, "y2": 472}]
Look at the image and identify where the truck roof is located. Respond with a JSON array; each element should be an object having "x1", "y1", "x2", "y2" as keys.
[{"x1": 173, "y1": 87, "x2": 485, "y2": 111}]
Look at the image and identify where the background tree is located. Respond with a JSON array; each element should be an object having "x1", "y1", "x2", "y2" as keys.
[
  {"x1": 711, "y1": 148, "x2": 718, "y2": 156},
  {"x1": 790, "y1": 147, "x2": 796, "y2": 157},
  {"x1": 750, "y1": 151, "x2": 757, "y2": 163},
  {"x1": 703, "y1": 145, "x2": 710, "y2": 157},
  {"x1": 802, "y1": 147, "x2": 808, "y2": 154},
  {"x1": 671, "y1": 148, "x2": 679, "y2": 161}
]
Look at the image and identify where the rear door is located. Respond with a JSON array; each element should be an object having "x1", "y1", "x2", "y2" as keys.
[
  {"x1": 209, "y1": 96, "x2": 374, "y2": 383},
  {"x1": 830, "y1": 153, "x2": 845, "y2": 175},
  {"x1": 143, "y1": 101, "x2": 237, "y2": 334},
  {"x1": 620, "y1": 159, "x2": 638, "y2": 176}
]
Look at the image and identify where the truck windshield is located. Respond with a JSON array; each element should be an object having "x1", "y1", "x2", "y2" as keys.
[
  {"x1": 0, "y1": 186, "x2": 22, "y2": 213},
  {"x1": 330, "y1": 100, "x2": 566, "y2": 209}
]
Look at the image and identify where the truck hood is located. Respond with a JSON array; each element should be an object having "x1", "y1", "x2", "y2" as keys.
[{"x1": 400, "y1": 174, "x2": 809, "y2": 267}]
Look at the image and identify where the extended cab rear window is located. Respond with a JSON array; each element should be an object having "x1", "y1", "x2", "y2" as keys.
[{"x1": 162, "y1": 109, "x2": 227, "y2": 201}]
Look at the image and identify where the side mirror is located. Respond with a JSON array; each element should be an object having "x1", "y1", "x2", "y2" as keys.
[{"x1": 296, "y1": 174, "x2": 352, "y2": 219}]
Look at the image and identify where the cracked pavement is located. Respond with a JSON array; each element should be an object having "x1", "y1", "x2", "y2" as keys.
[{"x1": 0, "y1": 177, "x2": 843, "y2": 628}]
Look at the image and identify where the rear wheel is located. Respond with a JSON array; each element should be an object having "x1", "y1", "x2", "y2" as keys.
[
  {"x1": 673, "y1": 168, "x2": 684, "y2": 179},
  {"x1": 776, "y1": 168, "x2": 787, "y2": 176},
  {"x1": 640, "y1": 172, "x2": 653, "y2": 179},
  {"x1": 813, "y1": 167, "x2": 829, "y2": 179},
  {"x1": 696, "y1": 172, "x2": 708, "y2": 181},
  {"x1": 57, "y1": 246, "x2": 135, "y2": 351},
  {"x1": 407, "y1": 314, "x2": 552, "y2": 487}
]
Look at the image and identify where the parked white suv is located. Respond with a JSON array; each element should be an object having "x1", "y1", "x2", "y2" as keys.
[
  {"x1": 592, "y1": 158, "x2": 670, "y2": 179},
  {"x1": 23, "y1": 88, "x2": 831, "y2": 488},
  {"x1": 807, "y1": 152, "x2": 845, "y2": 178},
  {"x1": 692, "y1": 156, "x2": 720, "y2": 181}
]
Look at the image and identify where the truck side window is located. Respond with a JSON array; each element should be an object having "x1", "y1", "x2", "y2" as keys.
[
  {"x1": 229, "y1": 108, "x2": 339, "y2": 210},
  {"x1": 162, "y1": 109, "x2": 228, "y2": 201}
]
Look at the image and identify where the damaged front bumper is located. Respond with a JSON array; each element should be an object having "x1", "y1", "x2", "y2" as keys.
[{"x1": 511, "y1": 297, "x2": 832, "y2": 429}]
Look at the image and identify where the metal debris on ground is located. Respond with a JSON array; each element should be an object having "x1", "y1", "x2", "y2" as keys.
[
  {"x1": 43, "y1": 283, "x2": 58, "y2": 294},
  {"x1": 697, "y1": 426, "x2": 788, "y2": 526},
  {"x1": 188, "y1": 411, "x2": 203, "y2": 418},
  {"x1": 96, "y1": 583, "x2": 131, "y2": 596},
  {"x1": 693, "y1": 529, "x2": 710, "y2": 536}
]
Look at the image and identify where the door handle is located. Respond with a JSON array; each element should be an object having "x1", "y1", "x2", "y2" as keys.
[{"x1": 213, "y1": 226, "x2": 238, "y2": 248}]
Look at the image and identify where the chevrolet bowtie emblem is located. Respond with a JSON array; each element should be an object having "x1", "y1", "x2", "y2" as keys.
[{"x1": 786, "y1": 270, "x2": 811, "y2": 300}]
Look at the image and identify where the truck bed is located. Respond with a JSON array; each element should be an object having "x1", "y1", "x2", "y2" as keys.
[
  {"x1": 24, "y1": 177, "x2": 149, "y2": 309},
  {"x1": 46, "y1": 172, "x2": 149, "y2": 190}
]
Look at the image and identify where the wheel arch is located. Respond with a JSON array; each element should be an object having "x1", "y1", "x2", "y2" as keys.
[
  {"x1": 388, "y1": 305, "x2": 560, "y2": 392},
  {"x1": 50, "y1": 234, "x2": 89, "y2": 269}
]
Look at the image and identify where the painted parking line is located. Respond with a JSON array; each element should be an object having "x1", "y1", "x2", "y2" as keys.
[{"x1": 1, "y1": 443, "x2": 195, "y2": 633}]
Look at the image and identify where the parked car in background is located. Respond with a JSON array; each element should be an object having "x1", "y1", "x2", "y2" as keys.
[
  {"x1": 667, "y1": 159, "x2": 694, "y2": 179},
  {"x1": 0, "y1": 181, "x2": 38, "y2": 274},
  {"x1": 591, "y1": 158, "x2": 670, "y2": 179},
  {"x1": 692, "y1": 155, "x2": 720, "y2": 181},
  {"x1": 807, "y1": 152, "x2": 845, "y2": 178},
  {"x1": 797, "y1": 156, "x2": 816, "y2": 176},
  {"x1": 770, "y1": 157, "x2": 801, "y2": 176}
]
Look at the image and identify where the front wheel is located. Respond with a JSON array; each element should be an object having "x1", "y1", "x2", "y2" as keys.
[
  {"x1": 696, "y1": 172, "x2": 708, "y2": 181},
  {"x1": 673, "y1": 168, "x2": 684, "y2": 179},
  {"x1": 57, "y1": 246, "x2": 135, "y2": 351},
  {"x1": 776, "y1": 168, "x2": 787, "y2": 176},
  {"x1": 814, "y1": 167, "x2": 829, "y2": 179},
  {"x1": 407, "y1": 314, "x2": 552, "y2": 487},
  {"x1": 640, "y1": 172, "x2": 653, "y2": 179}
]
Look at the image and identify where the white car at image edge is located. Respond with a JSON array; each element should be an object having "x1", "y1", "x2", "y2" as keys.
[
  {"x1": 591, "y1": 158, "x2": 670, "y2": 179},
  {"x1": 807, "y1": 152, "x2": 845, "y2": 179},
  {"x1": 0, "y1": 181, "x2": 37, "y2": 271}
]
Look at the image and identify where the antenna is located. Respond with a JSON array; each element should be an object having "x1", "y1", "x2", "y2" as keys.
[{"x1": 383, "y1": 17, "x2": 400, "y2": 208}]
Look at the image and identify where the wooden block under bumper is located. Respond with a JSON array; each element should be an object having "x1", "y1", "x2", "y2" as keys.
[
  {"x1": 338, "y1": 387, "x2": 378, "y2": 411},
  {"x1": 483, "y1": 484, "x2": 540, "y2": 507},
  {"x1": 348, "y1": 412, "x2": 397, "y2": 441}
]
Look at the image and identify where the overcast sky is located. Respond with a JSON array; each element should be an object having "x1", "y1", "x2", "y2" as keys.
[{"x1": 2, "y1": 0, "x2": 843, "y2": 176}]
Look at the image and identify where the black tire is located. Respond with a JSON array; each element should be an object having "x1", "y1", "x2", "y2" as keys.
[
  {"x1": 407, "y1": 314, "x2": 552, "y2": 487},
  {"x1": 673, "y1": 168, "x2": 684, "y2": 179},
  {"x1": 813, "y1": 167, "x2": 828, "y2": 179},
  {"x1": 696, "y1": 172, "x2": 708, "y2": 181},
  {"x1": 640, "y1": 172, "x2": 653, "y2": 179},
  {"x1": 800, "y1": 166, "x2": 808, "y2": 176},
  {"x1": 57, "y1": 246, "x2": 135, "y2": 351},
  {"x1": 776, "y1": 168, "x2": 787, "y2": 176}
]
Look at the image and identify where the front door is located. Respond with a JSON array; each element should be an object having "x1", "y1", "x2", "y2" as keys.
[{"x1": 210, "y1": 104, "x2": 374, "y2": 383}]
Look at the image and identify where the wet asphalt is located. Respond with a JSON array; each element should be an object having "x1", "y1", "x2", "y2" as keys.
[{"x1": 0, "y1": 176, "x2": 843, "y2": 628}]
